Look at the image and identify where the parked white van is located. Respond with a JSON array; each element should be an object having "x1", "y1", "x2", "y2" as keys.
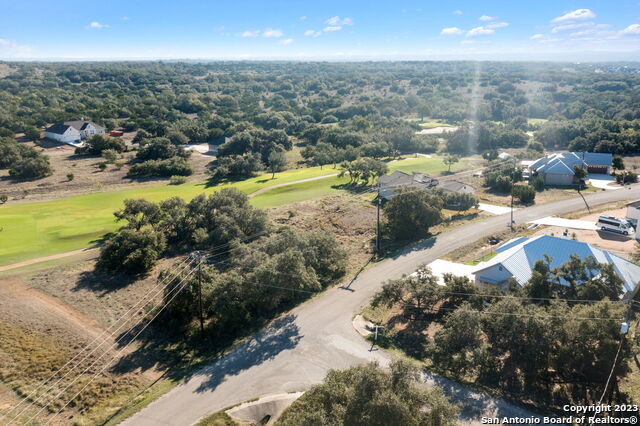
[{"x1": 597, "y1": 216, "x2": 633, "y2": 235}]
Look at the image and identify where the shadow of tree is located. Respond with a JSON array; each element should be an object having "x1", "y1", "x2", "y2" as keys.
[
  {"x1": 193, "y1": 314, "x2": 301, "y2": 393},
  {"x1": 108, "y1": 314, "x2": 302, "y2": 392},
  {"x1": 73, "y1": 269, "x2": 139, "y2": 294}
]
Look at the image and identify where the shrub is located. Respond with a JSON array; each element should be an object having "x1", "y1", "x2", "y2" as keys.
[
  {"x1": 136, "y1": 137, "x2": 189, "y2": 161},
  {"x1": 128, "y1": 157, "x2": 193, "y2": 177},
  {"x1": 9, "y1": 156, "x2": 53, "y2": 179},
  {"x1": 76, "y1": 134, "x2": 126, "y2": 155},
  {"x1": 208, "y1": 153, "x2": 263, "y2": 180},
  {"x1": 0, "y1": 194, "x2": 7, "y2": 204},
  {"x1": 513, "y1": 184, "x2": 536, "y2": 204},
  {"x1": 96, "y1": 228, "x2": 166, "y2": 274},
  {"x1": 616, "y1": 171, "x2": 638, "y2": 184},
  {"x1": 169, "y1": 175, "x2": 187, "y2": 185},
  {"x1": 384, "y1": 187, "x2": 444, "y2": 240},
  {"x1": 66, "y1": 173, "x2": 75, "y2": 181},
  {"x1": 531, "y1": 176, "x2": 545, "y2": 191},
  {"x1": 97, "y1": 162, "x2": 108, "y2": 171},
  {"x1": 101, "y1": 149, "x2": 118, "y2": 163}
]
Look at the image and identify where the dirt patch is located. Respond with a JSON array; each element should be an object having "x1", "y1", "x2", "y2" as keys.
[
  {"x1": 0, "y1": 141, "x2": 212, "y2": 204},
  {"x1": 415, "y1": 126, "x2": 458, "y2": 135},
  {"x1": 268, "y1": 195, "x2": 376, "y2": 274},
  {"x1": 533, "y1": 207, "x2": 637, "y2": 258},
  {"x1": 0, "y1": 260, "x2": 170, "y2": 424}
]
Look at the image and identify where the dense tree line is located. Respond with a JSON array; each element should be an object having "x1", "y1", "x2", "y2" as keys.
[
  {"x1": 0, "y1": 136, "x2": 52, "y2": 179},
  {"x1": 277, "y1": 360, "x2": 458, "y2": 426},
  {"x1": 2, "y1": 61, "x2": 637, "y2": 174},
  {"x1": 382, "y1": 186, "x2": 479, "y2": 241},
  {"x1": 161, "y1": 227, "x2": 348, "y2": 338},
  {"x1": 372, "y1": 257, "x2": 632, "y2": 408},
  {"x1": 97, "y1": 188, "x2": 268, "y2": 274}
]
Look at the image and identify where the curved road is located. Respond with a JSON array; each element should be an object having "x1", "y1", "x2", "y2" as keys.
[{"x1": 123, "y1": 186, "x2": 640, "y2": 426}]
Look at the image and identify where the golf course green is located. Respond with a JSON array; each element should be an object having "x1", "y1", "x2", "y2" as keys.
[{"x1": 0, "y1": 156, "x2": 469, "y2": 267}]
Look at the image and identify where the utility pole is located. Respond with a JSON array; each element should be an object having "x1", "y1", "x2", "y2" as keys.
[
  {"x1": 598, "y1": 300, "x2": 633, "y2": 409},
  {"x1": 195, "y1": 251, "x2": 205, "y2": 337},
  {"x1": 376, "y1": 195, "x2": 381, "y2": 257},
  {"x1": 509, "y1": 166, "x2": 515, "y2": 230}
]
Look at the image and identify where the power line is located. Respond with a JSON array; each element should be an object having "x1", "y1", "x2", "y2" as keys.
[
  {"x1": 9, "y1": 231, "x2": 269, "y2": 424},
  {"x1": 5, "y1": 256, "x2": 196, "y2": 422},
  {"x1": 40, "y1": 261, "x2": 203, "y2": 426},
  {"x1": 422, "y1": 305, "x2": 625, "y2": 322}
]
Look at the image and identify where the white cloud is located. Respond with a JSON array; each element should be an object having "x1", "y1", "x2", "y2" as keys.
[
  {"x1": 299, "y1": 16, "x2": 307, "y2": 21},
  {"x1": 121, "y1": 16, "x2": 130, "y2": 21},
  {"x1": 486, "y1": 21, "x2": 508, "y2": 29},
  {"x1": 621, "y1": 24, "x2": 640, "y2": 35},
  {"x1": 530, "y1": 34, "x2": 545, "y2": 40},
  {"x1": 241, "y1": 30, "x2": 261, "y2": 37},
  {"x1": 479, "y1": 15, "x2": 496, "y2": 21},
  {"x1": 325, "y1": 16, "x2": 353, "y2": 26},
  {"x1": 323, "y1": 26, "x2": 342, "y2": 32},
  {"x1": 551, "y1": 9, "x2": 596, "y2": 23},
  {"x1": 0, "y1": 38, "x2": 32, "y2": 57},
  {"x1": 466, "y1": 26, "x2": 495, "y2": 37},
  {"x1": 441, "y1": 27, "x2": 465, "y2": 36},
  {"x1": 86, "y1": 21, "x2": 109, "y2": 29},
  {"x1": 304, "y1": 30, "x2": 322, "y2": 37},
  {"x1": 262, "y1": 28, "x2": 284, "y2": 38},
  {"x1": 278, "y1": 38, "x2": 294, "y2": 45},
  {"x1": 453, "y1": 10, "x2": 463, "y2": 15},
  {"x1": 551, "y1": 22, "x2": 592, "y2": 33},
  {"x1": 570, "y1": 29, "x2": 596, "y2": 37},
  {"x1": 460, "y1": 40, "x2": 476, "y2": 44}
]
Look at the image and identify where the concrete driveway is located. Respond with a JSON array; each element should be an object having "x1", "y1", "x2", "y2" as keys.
[
  {"x1": 122, "y1": 185, "x2": 640, "y2": 426},
  {"x1": 588, "y1": 173, "x2": 622, "y2": 190}
]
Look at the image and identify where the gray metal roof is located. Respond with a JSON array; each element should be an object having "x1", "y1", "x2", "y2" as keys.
[
  {"x1": 45, "y1": 123, "x2": 74, "y2": 135},
  {"x1": 438, "y1": 179, "x2": 475, "y2": 194},
  {"x1": 64, "y1": 120, "x2": 104, "y2": 131},
  {"x1": 474, "y1": 235, "x2": 640, "y2": 294}
]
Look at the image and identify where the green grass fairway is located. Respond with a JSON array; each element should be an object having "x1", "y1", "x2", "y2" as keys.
[{"x1": 0, "y1": 156, "x2": 469, "y2": 267}]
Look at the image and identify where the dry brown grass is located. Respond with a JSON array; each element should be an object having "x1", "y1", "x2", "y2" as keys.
[{"x1": 0, "y1": 141, "x2": 213, "y2": 204}]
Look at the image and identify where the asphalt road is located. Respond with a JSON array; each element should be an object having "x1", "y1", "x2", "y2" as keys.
[{"x1": 122, "y1": 186, "x2": 640, "y2": 426}]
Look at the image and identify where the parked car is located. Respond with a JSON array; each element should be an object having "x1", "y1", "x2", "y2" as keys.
[{"x1": 597, "y1": 215, "x2": 633, "y2": 235}]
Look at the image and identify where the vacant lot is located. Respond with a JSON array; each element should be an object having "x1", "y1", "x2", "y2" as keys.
[
  {"x1": 0, "y1": 193, "x2": 380, "y2": 424},
  {"x1": 0, "y1": 139, "x2": 213, "y2": 203},
  {"x1": 0, "y1": 156, "x2": 471, "y2": 267}
]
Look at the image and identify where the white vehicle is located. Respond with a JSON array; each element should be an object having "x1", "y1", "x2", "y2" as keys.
[{"x1": 597, "y1": 216, "x2": 632, "y2": 235}]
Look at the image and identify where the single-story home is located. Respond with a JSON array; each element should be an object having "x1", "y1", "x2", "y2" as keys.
[
  {"x1": 378, "y1": 172, "x2": 475, "y2": 200},
  {"x1": 473, "y1": 235, "x2": 640, "y2": 298},
  {"x1": 438, "y1": 180, "x2": 475, "y2": 195},
  {"x1": 44, "y1": 119, "x2": 105, "y2": 145},
  {"x1": 378, "y1": 171, "x2": 439, "y2": 200},
  {"x1": 627, "y1": 200, "x2": 640, "y2": 223},
  {"x1": 528, "y1": 152, "x2": 612, "y2": 186}
]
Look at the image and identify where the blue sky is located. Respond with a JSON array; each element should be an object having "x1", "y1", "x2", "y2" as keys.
[{"x1": 1, "y1": 0, "x2": 639, "y2": 61}]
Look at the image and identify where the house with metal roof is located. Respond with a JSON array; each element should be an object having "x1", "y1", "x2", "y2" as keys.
[
  {"x1": 473, "y1": 235, "x2": 640, "y2": 298},
  {"x1": 528, "y1": 152, "x2": 612, "y2": 186},
  {"x1": 44, "y1": 119, "x2": 105, "y2": 146},
  {"x1": 438, "y1": 180, "x2": 475, "y2": 195},
  {"x1": 377, "y1": 171, "x2": 439, "y2": 200}
]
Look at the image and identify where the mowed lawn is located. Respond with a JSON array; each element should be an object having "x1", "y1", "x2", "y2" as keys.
[{"x1": 0, "y1": 156, "x2": 469, "y2": 266}]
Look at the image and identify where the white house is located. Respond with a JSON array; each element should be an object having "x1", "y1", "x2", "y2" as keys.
[
  {"x1": 627, "y1": 200, "x2": 640, "y2": 224},
  {"x1": 473, "y1": 235, "x2": 640, "y2": 299},
  {"x1": 44, "y1": 120, "x2": 105, "y2": 146}
]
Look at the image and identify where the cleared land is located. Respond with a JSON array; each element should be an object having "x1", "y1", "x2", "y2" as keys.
[
  {"x1": 0, "y1": 156, "x2": 471, "y2": 267},
  {"x1": 0, "y1": 193, "x2": 378, "y2": 425}
]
